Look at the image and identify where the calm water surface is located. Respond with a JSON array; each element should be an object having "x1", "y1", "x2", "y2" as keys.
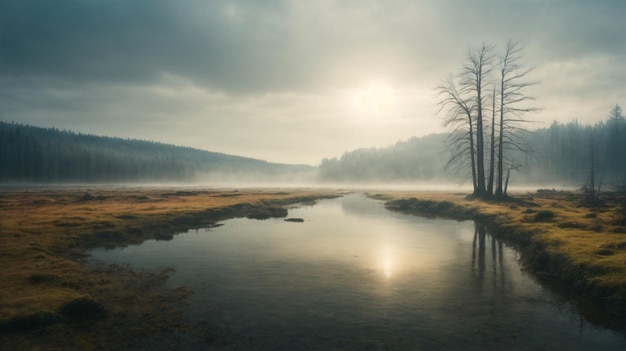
[{"x1": 90, "y1": 194, "x2": 626, "y2": 350}]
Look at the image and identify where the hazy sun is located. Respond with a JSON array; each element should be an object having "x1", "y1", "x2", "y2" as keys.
[{"x1": 352, "y1": 81, "x2": 396, "y2": 115}]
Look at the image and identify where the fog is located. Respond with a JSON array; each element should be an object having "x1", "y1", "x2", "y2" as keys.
[
  {"x1": 2, "y1": 1, "x2": 624, "y2": 165},
  {"x1": 3, "y1": 113, "x2": 624, "y2": 193}
]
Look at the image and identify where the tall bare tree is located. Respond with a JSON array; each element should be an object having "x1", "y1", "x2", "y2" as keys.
[
  {"x1": 582, "y1": 133, "x2": 602, "y2": 204},
  {"x1": 438, "y1": 41, "x2": 537, "y2": 200},
  {"x1": 461, "y1": 44, "x2": 494, "y2": 196},
  {"x1": 438, "y1": 44, "x2": 493, "y2": 197},
  {"x1": 437, "y1": 76, "x2": 478, "y2": 192},
  {"x1": 495, "y1": 40, "x2": 539, "y2": 199},
  {"x1": 487, "y1": 84, "x2": 496, "y2": 195}
]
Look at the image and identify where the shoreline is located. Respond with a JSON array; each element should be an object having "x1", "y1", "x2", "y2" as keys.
[
  {"x1": 0, "y1": 187, "x2": 342, "y2": 349},
  {"x1": 2, "y1": 187, "x2": 625, "y2": 348},
  {"x1": 375, "y1": 190, "x2": 626, "y2": 330}
]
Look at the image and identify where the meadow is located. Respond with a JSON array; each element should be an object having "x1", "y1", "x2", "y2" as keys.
[{"x1": 1, "y1": 187, "x2": 625, "y2": 349}]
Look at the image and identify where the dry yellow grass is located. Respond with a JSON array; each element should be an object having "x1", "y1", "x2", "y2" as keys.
[
  {"x1": 2, "y1": 186, "x2": 625, "y2": 347},
  {"x1": 374, "y1": 189, "x2": 626, "y2": 315},
  {"x1": 0, "y1": 187, "x2": 341, "y2": 348}
]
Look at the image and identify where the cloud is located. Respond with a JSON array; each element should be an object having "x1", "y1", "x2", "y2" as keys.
[
  {"x1": 0, "y1": 72, "x2": 438, "y2": 164},
  {"x1": 0, "y1": 0, "x2": 491, "y2": 91},
  {"x1": 3, "y1": 1, "x2": 624, "y2": 89},
  {"x1": 1, "y1": 0, "x2": 625, "y2": 164}
]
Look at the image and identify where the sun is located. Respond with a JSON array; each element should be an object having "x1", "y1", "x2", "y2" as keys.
[{"x1": 352, "y1": 81, "x2": 396, "y2": 115}]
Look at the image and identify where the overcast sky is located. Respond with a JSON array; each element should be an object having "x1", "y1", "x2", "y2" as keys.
[{"x1": 1, "y1": 0, "x2": 624, "y2": 165}]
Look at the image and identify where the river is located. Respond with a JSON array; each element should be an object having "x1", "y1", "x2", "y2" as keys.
[{"x1": 90, "y1": 194, "x2": 626, "y2": 350}]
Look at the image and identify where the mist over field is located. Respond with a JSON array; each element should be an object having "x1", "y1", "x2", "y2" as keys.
[
  {"x1": 2, "y1": 1, "x2": 625, "y2": 165},
  {"x1": 1, "y1": 1, "x2": 624, "y2": 193},
  {"x1": 3, "y1": 3, "x2": 626, "y2": 349},
  {"x1": 2, "y1": 114, "x2": 624, "y2": 193}
]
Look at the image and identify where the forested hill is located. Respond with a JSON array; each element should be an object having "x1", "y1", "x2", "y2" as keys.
[
  {"x1": 319, "y1": 112, "x2": 626, "y2": 188},
  {"x1": 318, "y1": 133, "x2": 451, "y2": 183},
  {"x1": 0, "y1": 122, "x2": 314, "y2": 183}
]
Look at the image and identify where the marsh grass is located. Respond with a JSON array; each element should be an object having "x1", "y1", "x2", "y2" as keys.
[
  {"x1": 532, "y1": 210, "x2": 555, "y2": 222},
  {"x1": 377, "y1": 189, "x2": 626, "y2": 326},
  {"x1": 0, "y1": 188, "x2": 340, "y2": 349}
]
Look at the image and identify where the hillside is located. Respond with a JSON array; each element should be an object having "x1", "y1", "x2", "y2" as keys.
[
  {"x1": 0, "y1": 122, "x2": 314, "y2": 183},
  {"x1": 3, "y1": 110, "x2": 624, "y2": 188},
  {"x1": 318, "y1": 134, "x2": 451, "y2": 183},
  {"x1": 318, "y1": 115, "x2": 626, "y2": 189}
]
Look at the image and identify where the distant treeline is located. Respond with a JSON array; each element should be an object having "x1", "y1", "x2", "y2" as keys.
[
  {"x1": 319, "y1": 108, "x2": 626, "y2": 188},
  {"x1": 3, "y1": 109, "x2": 624, "y2": 187},
  {"x1": 523, "y1": 114, "x2": 626, "y2": 186},
  {"x1": 318, "y1": 134, "x2": 451, "y2": 183},
  {"x1": 0, "y1": 122, "x2": 313, "y2": 183}
]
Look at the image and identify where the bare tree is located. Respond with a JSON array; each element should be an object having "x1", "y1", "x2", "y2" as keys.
[
  {"x1": 487, "y1": 84, "x2": 496, "y2": 195},
  {"x1": 461, "y1": 44, "x2": 494, "y2": 197},
  {"x1": 437, "y1": 76, "x2": 478, "y2": 192},
  {"x1": 503, "y1": 162, "x2": 522, "y2": 197},
  {"x1": 437, "y1": 44, "x2": 495, "y2": 197},
  {"x1": 582, "y1": 134, "x2": 602, "y2": 204},
  {"x1": 495, "y1": 40, "x2": 539, "y2": 199},
  {"x1": 437, "y1": 41, "x2": 538, "y2": 200}
]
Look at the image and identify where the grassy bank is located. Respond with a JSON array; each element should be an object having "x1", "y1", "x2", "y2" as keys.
[
  {"x1": 375, "y1": 190, "x2": 626, "y2": 329},
  {"x1": 0, "y1": 187, "x2": 340, "y2": 349}
]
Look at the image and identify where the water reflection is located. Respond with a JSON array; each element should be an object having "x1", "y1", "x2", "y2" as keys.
[
  {"x1": 90, "y1": 194, "x2": 626, "y2": 350},
  {"x1": 471, "y1": 223, "x2": 507, "y2": 289},
  {"x1": 380, "y1": 245, "x2": 394, "y2": 280}
]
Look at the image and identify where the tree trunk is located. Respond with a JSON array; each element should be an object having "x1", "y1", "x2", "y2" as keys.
[
  {"x1": 496, "y1": 75, "x2": 505, "y2": 199},
  {"x1": 468, "y1": 115, "x2": 478, "y2": 193},
  {"x1": 475, "y1": 62, "x2": 486, "y2": 196},
  {"x1": 487, "y1": 85, "x2": 496, "y2": 195},
  {"x1": 504, "y1": 168, "x2": 511, "y2": 197}
]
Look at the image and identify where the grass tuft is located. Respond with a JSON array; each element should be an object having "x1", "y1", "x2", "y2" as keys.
[{"x1": 533, "y1": 210, "x2": 555, "y2": 222}]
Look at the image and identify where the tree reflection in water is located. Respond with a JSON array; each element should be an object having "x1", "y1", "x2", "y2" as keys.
[{"x1": 471, "y1": 222, "x2": 509, "y2": 294}]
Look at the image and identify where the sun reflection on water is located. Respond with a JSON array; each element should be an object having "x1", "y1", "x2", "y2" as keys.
[{"x1": 381, "y1": 246, "x2": 395, "y2": 280}]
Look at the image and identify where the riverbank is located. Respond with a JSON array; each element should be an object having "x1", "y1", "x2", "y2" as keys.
[
  {"x1": 374, "y1": 190, "x2": 626, "y2": 329},
  {"x1": 0, "y1": 187, "x2": 341, "y2": 349},
  {"x1": 3, "y1": 187, "x2": 625, "y2": 348}
]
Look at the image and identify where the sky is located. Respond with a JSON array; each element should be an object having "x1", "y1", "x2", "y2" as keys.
[{"x1": 1, "y1": 0, "x2": 625, "y2": 165}]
